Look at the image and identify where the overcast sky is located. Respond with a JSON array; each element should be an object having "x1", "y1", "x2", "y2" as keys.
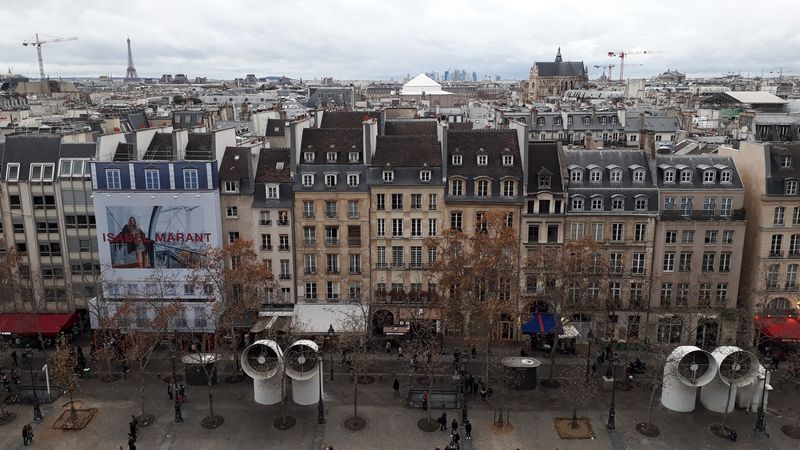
[{"x1": 2, "y1": 0, "x2": 798, "y2": 81}]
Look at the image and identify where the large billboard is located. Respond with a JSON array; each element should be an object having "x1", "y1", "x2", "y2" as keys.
[{"x1": 94, "y1": 192, "x2": 222, "y2": 287}]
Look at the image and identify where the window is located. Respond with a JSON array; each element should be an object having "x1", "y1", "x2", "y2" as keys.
[
  {"x1": 663, "y1": 252, "x2": 675, "y2": 272},
  {"x1": 392, "y1": 246, "x2": 404, "y2": 267},
  {"x1": 722, "y1": 230, "x2": 734, "y2": 244},
  {"x1": 183, "y1": 169, "x2": 199, "y2": 189},
  {"x1": 347, "y1": 173, "x2": 359, "y2": 187},
  {"x1": 610, "y1": 169, "x2": 622, "y2": 183},
  {"x1": 349, "y1": 254, "x2": 361, "y2": 274},
  {"x1": 376, "y1": 219, "x2": 385, "y2": 237},
  {"x1": 144, "y1": 169, "x2": 160, "y2": 190},
  {"x1": 450, "y1": 212, "x2": 463, "y2": 231},
  {"x1": 392, "y1": 219, "x2": 403, "y2": 237},
  {"x1": 325, "y1": 226, "x2": 339, "y2": 245},
  {"x1": 570, "y1": 169, "x2": 583, "y2": 182},
  {"x1": 304, "y1": 152, "x2": 315, "y2": 163},
  {"x1": 663, "y1": 169, "x2": 675, "y2": 183},
  {"x1": 411, "y1": 218, "x2": 422, "y2": 237},
  {"x1": 279, "y1": 235, "x2": 289, "y2": 251},
  {"x1": 547, "y1": 224, "x2": 559, "y2": 242},
  {"x1": 428, "y1": 248, "x2": 437, "y2": 264},
  {"x1": 326, "y1": 254, "x2": 340, "y2": 273},
  {"x1": 632, "y1": 253, "x2": 645, "y2": 275},
  {"x1": 376, "y1": 193, "x2": 385, "y2": 210},
  {"x1": 783, "y1": 156, "x2": 793, "y2": 168},
  {"x1": 325, "y1": 201, "x2": 337, "y2": 218},
  {"x1": 420, "y1": 170, "x2": 431, "y2": 182},
  {"x1": 786, "y1": 180, "x2": 798, "y2": 195},
  {"x1": 30, "y1": 163, "x2": 55, "y2": 182},
  {"x1": 571, "y1": 197, "x2": 584, "y2": 211},
  {"x1": 676, "y1": 283, "x2": 689, "y2": 306},
  {"x1": 326, "y1": 152, "x2": 337, "y2": 163},
  {"x1": 703, "y1": 170, "x2": 715, "y2": 183},
  {"x1": 698, "y1": 283, "x2": 712, "y2": 306},
  {"x1": 767, "y1": 264, "x2": 779, "y2": 288},
  {"x1": 411, "y1": 246, "x2": 423, "y2": 268},
  {"x1": 679, "y1": 252, "x2": 692, "y2": 272},
  {"x1": 106, "y1": 169, "x2": 121, "y2": 189},
  {"x1": 476, "y1": 179, "x2": 489, "y2": 196},
  {"x1": 634, "y1": 197, "x2": 648, "y2": 211},
  {"x1": 719, "y1": 252, "x2": 731, "y2": 272},
  {"x1": 660, "y1": 282, "x2": 673, "y2": 306},
  {"x1": 788, "y1": 264, "x2": 798, "y2": 288},
  {"x1": 665, "y1": 230, "x2": 677, "y2": 244},
  {"x1": 503, "y1": 155, "x2": 513, "y2": 166},
  {"x1": 680, "y1": 197, "x2": 693, "y2": 216},
  {"x1": 476, "y1": 212, "x2": 487, "y2": 232},
  {"x1": 664, "y1": 196, "x2": 676, "y2": 210},
  {"x1": 305, "y1": 282, "x2": 318, "y2": 300},
  {"x1": 390, "y1": 193, "x2": 403, "y2": 210},
  {"x1": 791, "y1": 234, "x2": 800, "y2": 256},
  {"x1": 682, "y1": 230, "x2": 695, "y2": 244},
  {"x1": 634, "y1": 223, "x2": 647, "y2": 242},
  {"x1": 39, "y1": 242, "x2": 61, "y2": 256},
  {"x1": 32, "y1": 195, "x2": 56, "y2": 209},
  {"x1": 228, "y1": 232, "x2": 240, "y2": 243},
  {"x1": 477, "y1": 154, "x2": 488, "y2": 165},
  {"x1": 502, "y1": 180, "x2": 515, "y2": 197},
  {"x1": 411, "y1": 194, "x2": 422, "y2": 210},
  {"x1": 382, "y1": 170, "x2": 394, "y2": 182},
  {"x1": 702, "y1": 252, "x2": 716, "y2": 272},
  {"x1": 324, "y1": 173, "x2": 337, "y2": 187},
  {"x1": 590, "y1": 223, "x2": 603, "y2": 241},
  {"x1": 794, "y1": 208, "x2": 800, "y2": 225},
  {"x1": 611, "y1": 197, "x2": 624, "y2": 211},
  {"x1": 611, "y1": 223, "x2": 624, "y2": 241},
  {"x1": 715, "y1": 283, "x2": 728, "y2": 305},
  {"x1": 589, "y1": 170, "x2": 602, "y2": 182},
  {"x1": 349, "y1": 152, "x2": 360, "y2": 163},
  {"x1": 570, "y1": 222, "x2": 584, "y2": 240},
  {"x1": 429, "y1": 218, "x2": 438, "y2": 236},
  {"x1": 770, "y1": 234, "x2": 783, "y2": 256},
  {"x1": 301, "y1": 174, "x2": 314, "y2": 187},
  {"x1": 6, "y1": 163, "x2": 20, "y2": 182},
  {"x1": 452, "y1": 155, "x2": 462, "y2": 165},
  {"x1": 451, "y1": 179, "x2": 463, "y2": 196},
  {"x1": 266, "y1": 184, "x2": 279, "y2": 199},
  {"x1": 279, "y1": 259, "x2": 290, "y2": 278},
  {"x1": 720, "y1": 170, "x2": 732, "y2": 183},
  {"x1": 428, "y1": 194, "x2": 437, "y2": 210},
  {"x1": 680, "y1": 169, "x2": 692, "y2": 183},
  {"x1": 303, "y1": 201, "x2": 314, "y2": 219},
  {"x1": 348, "y1": 200, "x2": 359, "y2": 218},
  {"x1": 633, "y1": 169, "x2": 645, "y2": 182},
  {"x1": 609, "y1": 253, "x2": 623, "y2": 274},
  {"x1": 538, "y1": 175, "x2": 551, "y2": 189},
  {"x1": 630, "y1": 284, "x2": 644, "y2": 308},
  {"x1": 609, "y1": 282, "x2": 621, "y2": 302},
  {"x1": 705, "y1": 230, "x2": 718, "y2": 244},
  {"x1": 261, "y1": 234, "x2": 272, "y2": 250},
  {"x1": 226, "y1": 206, "x2": 238, "y2": 218},
  {"x1": 591, "y1": 197, "x2": 603, "y2": 211},
  {"x1": 720, "y1": 197, "x2": 732, "y2": 216},
  {"x1": 775, "y1": 206, "x2": 786, "y2": 225}
]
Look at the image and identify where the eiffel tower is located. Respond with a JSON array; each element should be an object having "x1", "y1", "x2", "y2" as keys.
[{"x1": 124, "y1": 36, "x2": 140, "y2": 82}]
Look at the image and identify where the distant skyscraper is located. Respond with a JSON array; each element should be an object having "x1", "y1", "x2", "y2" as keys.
[
  {"x1": 124, "y1": 37, "x2": 140, "y2": 82},
  {"x1": 472, "y1": 71, "x2": 477, "y2": 82},
  {"x1": 443, "y1": 70, "x2": 449, "y2": 81}
]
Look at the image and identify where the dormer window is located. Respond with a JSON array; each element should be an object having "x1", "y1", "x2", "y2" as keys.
[
  {"x1": 382, "y1": 170, "x2": 394, "y2": 182},
  {"x1": 105, "y1": 168, "x2": 121, "y2": 190},
  {"x1": 503, "y1": 155, "x2": 513, "y2": 166},
  {"x1": 567, "y1": 116, "x2": 573, "y2": 125},
  {"x1": 610, "y1": 169, "x2": 622, "y2": 183},
  {"x1": 349, "y1": 152, "x2": 360, "y2": 163},
  {"x1": 583, "y1": 116, "x2": 590, "y2": 125},
  {"x1": 452, "y1": 155, "x2": 462, "y2": 166},
  {"x1": 502, "y1": 180, "x2": 515, "y2": 197},
  {"x1": 611, "y1": 116, "x2": 618, "y2": 124},
  {"x1": 634, "y1": 196, "x2": 648, "y2": 211},
  {"x1": 347, "y1": 173, "x2": 359, "y2": 187},
  {"x1": 420, "y1": 170, "x2": 431, "y2": 182},
  {"x1": 591, "y1": 197, "x2": 604, "y2": 211},
  {"x1": 324, "y1": 174, "x2": 337, "y2": 187},
  {"x1": 720, "y1": 170, "x2": 732, "y2": 183},
  {"x1": 538, "y1": 175, "x2": 551, "y2": 189},
  {"x1": 301, "y1": 174, "x2": 314, "y2": 187},
  {"x1": 782, "y1": 156, "x2": 793, "y2": 168},
  {"x1": 664, "y1": 169, "x2": 675, "y2": 183},
  {"x1": 145, "y1": 169, "x2": 161, "y2": 190},
  {"x1": 786, "y1": 180, "x2": 798, "y2": 195},
  {"x1": 570, "y1": 169, "x2": 583, "y2": 182},
  {"x1": 6, "y1": 163, "x2": 20, "y2": 182},
  {"x1": 680, "y1": 169, "x2": 692, "y2": 183},
  {"x1": 326, "y1": 152, "x2": 337, "y2": 163},
  {"x1": 537, "y1": 117, "x2": 545, "y2": 126},
  {"x1": 266, "y1": 184, "x2": 279, "y2": 199},
  {"x1": 571, "y1": 196, "x2": 584, "y2": 210},
  {"x1": 600, "y1": 116, "x2": 608, "y2": 125},
  {"x1": 703, "y1": 170, "x2": 715, "y2": 183},
  {"x1": 476, "y1": 179, "x2": 489, "y2": 196},
  {"x1": 589, "y1": 170, "x2": 602, "y2": 183},
  {"x1": 477, "y1": 154, "x2": 488, "y2": 165},
  {"x1": 451, "y1": 179, "x2": 463, "y2": 196},
  {"x1": 304, "y1": 152, "x2": 315, "y2": 163},
  {"x1": 633, "y1": 169, "x2": 645, "y2": 183},
  {"x1": 611, "y1": 196, "x2": 624, "y2": 211}
]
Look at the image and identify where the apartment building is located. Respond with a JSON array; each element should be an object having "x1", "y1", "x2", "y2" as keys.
[
  {"x1": 0, "y1": 134, "x2": 96, "y2": 332},
  {"x1": 368, "y1": 134, "x2": 444, "y2": 335},
  {"x1": 651, "y1": 155, "x2": 746, "y2": 347},
  {"x1": 563, "y1": 150, "x2": 659, "y2": 342}
]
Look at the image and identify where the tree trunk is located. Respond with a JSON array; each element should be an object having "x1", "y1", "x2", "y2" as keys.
[
  {"x1": 139, "y1": 367, "x2": 146, "y2": 418},
  {"x1": 69, "y1": 390, "x2": 77, "y2": 423},
  {"x1": 281, "y1": 372, "x2": 287, "y2": 423},
  {"x1": 427, "y1": 369, "x2": 434, "y2": 422},
  {"x1": 208, "y1": 378, "x2": 215, "y2": 418},
  {"x1": 721, "y1": 375, "x2": 734, "y2": 429},
  {"x1": 646, "y1": 380, "x2": 658, "y2": 427},
  {"x1": 353, "y1": 367, "x2": 359, "y2": 419}
]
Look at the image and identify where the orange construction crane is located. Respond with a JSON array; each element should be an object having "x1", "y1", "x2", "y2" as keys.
[{"x1": 607, "y1": 50, "x2": 663, "y2": 82}]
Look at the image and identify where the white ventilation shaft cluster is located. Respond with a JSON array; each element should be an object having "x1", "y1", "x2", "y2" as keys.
[
  {"x1": 283, "y1": 340, "x2": 322, "y2": 406},
  {"x1": 240, "y1": 340, "x2": 284, "y2": 405},
  {"x1": 699, "y1": 346, "x2": 759, "y2": 413},
  {"x1": 660, "y1": 346, "x2": 718, "y2": 412}
]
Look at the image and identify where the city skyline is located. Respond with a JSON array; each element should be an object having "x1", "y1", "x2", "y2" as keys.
[{"x1": 1, "y1": 0, "x2": 798, "y2": 81}]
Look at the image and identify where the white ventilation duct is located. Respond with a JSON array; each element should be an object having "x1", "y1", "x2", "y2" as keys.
[
  {"x1": 283, "y1": 339, "x2": 322, "y2": 406},
  {"x1": 660, "y1": 345, "x2": 718, "y2": 412},
  {"x1": 699, "y1": 346, "x2": 759, "y2": 413},
  {"x1": 736, "y1": 364, "x2": 773, "y2": 411},
  {"x1": 240, "y1": 340, "x2": 284, "y2": 405}
]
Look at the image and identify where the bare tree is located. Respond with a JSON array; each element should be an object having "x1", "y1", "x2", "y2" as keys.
[
  {"x1": 50, "y1": 335, "x2": 80, "y2": 426},
  {"x1": 336, "y1": 301, "x2": 372, "y2": 431}
]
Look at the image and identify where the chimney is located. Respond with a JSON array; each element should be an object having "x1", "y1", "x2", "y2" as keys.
[
  {"x1": 508, "y1": 120, "x2": 530, "y2": 192},
  {"x1": 438, "y1": 120, "x2": 449, "y2": 182},
  {"x1": 289, "y1": 117, "x2": 312, "y2": 178},
  {"x1": 362, "y1": 118, "x2": 378, "y2": 165}
]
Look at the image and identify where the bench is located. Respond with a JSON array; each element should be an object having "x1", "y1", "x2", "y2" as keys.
[{"x1": 407, "y1": 387, "x2": 460, "y2": 409}]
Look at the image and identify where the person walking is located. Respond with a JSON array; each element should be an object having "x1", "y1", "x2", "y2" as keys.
[
  {"x1": 480, "y1": 384, "x2": 487, "y2": 401},
  {"x1": 486, "y1": 387, "x2": 493, "y2": 401},
  {"x1": 471, "y1": 347, "x2": 476, "y2": 358},
  {"x1": 128, "y1": 434, "x2": 137, "y2": 450},
  {"x1": 465, "y1": 420, "x2": 472, "y2": 440},
  {"x1": 167, "y1": 383, "x2": 173, "y2": 400},
  {"x1": 174, "y1": 400, "x2": 184, "y2": 423},
  {"x1": 11, "y1": 351, "x2": 18, "y2": 367},
  {"x1": 385, "y1": 341, "x2": 392, "y2": 354},
  {"x1": 439, "y1": 412, "x2": 447, "y2": 431},
  {"x1": 129, "y1": 415, "x2": 138, "y2": 439},
  {"x1": 422, "y1": 391, "x2": 428, "y2": 411},
  {"x1": 392, "y1": 378, "x2": 400, "y2": 397},
  {"x1": 22, "y1": 424, "x2": 32, "y2": 446},
  {"x1": 451, "y1": 419, "x2": 458, "y2": 433},
  {"x1": 472, "y1": 378, "x2": 478, "y2": 397},
  {"x1": 397, "y1": 346, "x2": 404, "y2": 359},
  {"x1": 591, "y1": 361, "x2": 597, "y2": 377}
]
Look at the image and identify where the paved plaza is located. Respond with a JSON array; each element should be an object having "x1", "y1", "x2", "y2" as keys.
[{"x1": 0, "y1": 347, "x2": 799, "y2": 449}]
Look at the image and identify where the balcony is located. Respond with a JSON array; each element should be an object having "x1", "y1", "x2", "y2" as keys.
[
  {"x1": 348, "y1": 213, "x2": 360, "y2": 219},
  {"x1": 789, "y1": 252, "x2": 800, "y2": 259},
  {"x1": 303, "y1": 239, "x2": 317, "y2": 247},
  {"x1": 278, "y1": 245, "x2": 290, "y2": 251},
  {"x1": 325, "y1": 211, "x2": 338, "y2": 219},
  {"x1": 303, "y1": 212, "x2": 314, "y2": 219},
  {"x1": 631, "y1": 269, "x2": 647, "y2": 276},
  {"x1": 391, "y1": 263, "x2": 406, "y2": 269},
  {"x1": 348, "y1": 239, "x2": 361, "y2": 247},
  {"x1": 410, "y1": 263, "x2": 423, "y2": 270},
  {"x1": 770, "y1": 251, "x2": 784, "y2": 258},
  {"x1": 260, "y1": 220, "x2": 272, "y2": 226},
  {"x1": 349, "y1": 268, "x2": 362, "y2": 275},
  {"x1": 326, "y1": 297, "x2": 341, "y2": 302},
  {"x1": 326, "y1": 268, "x2": 340, "y2": 274},
  {"x1": 261, "y1": 245, "x2": 273, "y2": 251},
  {"x1": 304, "y1": 267, "x2": 318, "y2": 275},
  {"x1": 279, "y1": 274, "x2": 291, "y2": 280},
  {"x1": 375, "y1": 263, "x2": 388, "y2": 269},
  {"x1": 660, "y1": 208, "x2": 745, "y2": 221},
  {"x1": 325, "y1": 238, "x2": 340, "y2": 246},
  {"x1": 278, "y1": 220, "x2": 290, "y2": 226}
]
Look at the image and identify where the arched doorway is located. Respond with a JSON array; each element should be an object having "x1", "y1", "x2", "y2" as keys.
[
  {"x1": 372, "y1": 310, "x2": 394, "y2": 335},
  {"x1": 695, "y1": 318, "x2": 719, "y2": 348}
]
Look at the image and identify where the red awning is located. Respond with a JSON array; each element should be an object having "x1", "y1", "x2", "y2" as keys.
[
  {"x1": 756, "y1": 316, "x2": 800, "y2": 342},
  {"x1": 0, "y1": 313, "x2": 77, "y2": 336}
]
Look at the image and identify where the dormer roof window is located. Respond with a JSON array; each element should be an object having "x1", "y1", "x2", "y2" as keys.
[
  {"x1": 420, "y1": 170, "x2": 431, "y2": 182},
  {"x1": 583, "y1": 116, "x2": 590, "y2": 125},
  {"x1": 452, "y1": 154, "x2": 462, "y2": 166},
  {"x1": 680, "y1": 169, "x2": 692, "y2": 183},
  {"x1": 382, "y1": 170, "x2": 394, "y2": 183},
  {"x1": 555, "y1": 117, "x2": 562, "y2": 126},
  {"x1": 720, "y1": 169, "x2": 732, "y2": 183},
  {"x1": 600, "y1": 116, "x2": 608, "y2": 125},
  {"x1": 782, "y1": 156, "x2": 793, "y2": 168},
  {"x1": 304, "y1": 151, "x2": 315, "y2": 163},
  {"x1": 537, "y1": 117, "x2": 545, "y2": 126},
  {"x1": 569, "y1": 168, "x2": 583, "y2": 182},
  {"x1": 503, "y1": 154, "x2": 513, "y2": 166},
  {"x1": 633, "y1": 169, "x2": 645, "y2": 183},
  {"x1": 326, "y1": 152, "x2": 337, "y2": 163},
  {"x1": 349, "y1": 152, "x2": 360, "y2": 163},
  {"x1": 610, "y1": 168, "x2": 623, "y2": 183},
  {"x1": 663, "y1": 169, "x2": 675, "y2": 183},
  {"x1": 589, "y1": 169, "x2": 602, "y2": 183},
  {"x1": 703, "y1": 169, "x2": 715, "y2": 183},
  {"x1": 477, "y1": 154, "x2": 488, "y2": 165}
]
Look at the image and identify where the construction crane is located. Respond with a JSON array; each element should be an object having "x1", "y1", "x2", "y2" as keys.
[
  {"x1": 593, "y1": 64, "x2": 616, "y2": 80},
  {"x1": 22, "y1": 33, "x2": 78, "y2": 80},
  {"x1": 607, "y1": 50, "x2": 663, "y2": 82}
]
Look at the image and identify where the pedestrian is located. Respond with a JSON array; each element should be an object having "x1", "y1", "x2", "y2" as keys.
[
  {"x1": 178, "y1": 384, "x2": 186, "y2": 397},
  {"x1": 487, "y1": 387, "x2": 493, "y2": 400},
  {"x1": 177, "y1": 391, "x2": 185, "y2": 405},
  {"x1": 520, "y1": 348, "x2": 527, "y2": 357},
  {"x1": 451, "y1": 419, "x2": 458, "y2": 433},
  {"x1": 398, "y1": 346, "x2": 404, "y2": 359},
  {"x1": 465, "y1": 420, "x2": 472, "y2": 439},
  {"x1": 393, "y1": 378, "x2": 400, "y2": 397},
  {"x1": 11, "y1": 350, "x2": 18, "y2": 367},
  {"x1": 128, "y1": 434, "x2": 137, "y2": 450},
  {"x1": 605, "y1": 345, "x2": 611, "y2": 360},
  {"x1": 480, "y1": 384, "x2": 487, "y2": 401},
  {"x1": 129, "y1": 415, "x2": 138, "y2": 439},
  {"x1": 422, "y1": 391, "x2": 428, "y2": 411},
  {"x1": 22, "y1": 424, "x2": 31, "y2": 446},
  {"x1": 174, "y1": 400, "x2": 183, "y2": 423},
  {"x1": 385, "y1": 341, "x2": 391, "y2": 354},
  {"x1": 591, "y1": 361, "x2": 597, "y2": 377},
  {"x1": 451, "y1": 431, "x2": 460, "y2": 447},
  {"x1": 439, "y1": 412, "x2": 447, "y2": 431},
  {"x1": 471, "y1": 347, "x2": 476, "y2": 358},
  {"x1": 472, "y1": 379, "x2": 478, "y2": 397},
  {"x1": 168, "y1": 383, "x2": 173, "y2": 400}
]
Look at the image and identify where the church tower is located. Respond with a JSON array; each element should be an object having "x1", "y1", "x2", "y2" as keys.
[{"x1": 555, "y1": 47, "x2": 563, "y2": 63}]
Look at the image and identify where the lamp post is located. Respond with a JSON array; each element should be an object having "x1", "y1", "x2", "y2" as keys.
[
  {"x1": 607, "y1": 352, "x2": 619, "y2": 430},
  {"x1": 327, "y1": 325, "x2": 335, "y2": 381},
  {"x1": 755, "y1": 366, "x2": 770, "y2": 432},
  {"x1": 24, "y1": 349, "x2": 43, "y2": 422},
  {"x1": 317, "y1": 349, "x2": 325, "y2": 424},
  {"x1": 585, "y1": 329, "x2": 594, "y2": 381}
]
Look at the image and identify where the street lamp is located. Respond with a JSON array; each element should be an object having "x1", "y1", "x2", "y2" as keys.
[
  {"x1": 607, "y1": 352, "x2": 620, "y2": 430},
  {"x1": 24, "y1": 349, "x2": 43, "y2": 422},
  {"x1": 755, "y1": 366, "x2": 770, "y2": 432},
  {"x1": 327, "y1": 325, "x2": 335, "y2": 381},
  {"x1": 317, "y1": 349, "x2": 325, "y2": 424},
  {"x1": 585, "y1": 329, "x2": 594, "y2": 381}
]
